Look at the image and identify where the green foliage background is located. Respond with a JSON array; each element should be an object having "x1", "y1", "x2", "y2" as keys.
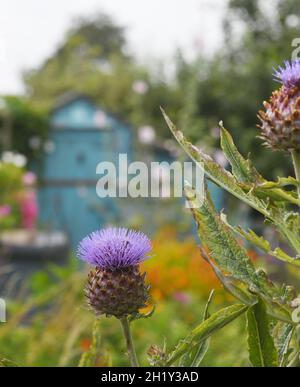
[{"x1": 1, "y1": 0, "x2": 299, "y2": 178}]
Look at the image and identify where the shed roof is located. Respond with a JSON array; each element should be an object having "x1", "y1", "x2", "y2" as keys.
[
  {"x1": 52, "y1": 92, "x2": 93, "y2": 112},
  {"x1": 51, "y1": 92, "x2": 132, "y2": 127},
  {"x1": 50, "y1": 92, "x2": 132, "y2": 131}
]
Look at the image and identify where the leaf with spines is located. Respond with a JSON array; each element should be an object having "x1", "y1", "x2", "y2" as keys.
[
  {"x1": 220, "y1": 122, "x2": 264, "y2": 185},
  {"x1": 246, "y1": 185, "x2": 300, "y2": 206},
  {"x1": 200, "y1": 246, "x2": 258, "y2": 306},
  {"x1": 220, "y1": 213, "x2": 300, "y2": 267},
  {"x1": 186, "y1": 185, "x2": 271, "y2": 296},
  {"x1": 220, "y1": 122, "x2": 300, "y2": 205},
  {"x1": 259, "y1": 176, "x2": 300, "y2": 189},
  {"x1": 179, "y1": 290, "x2": 215, "y2": 367},
  {"x1": 246, "y1": 298, "x2": 278, "y2": 367},
  {"x1": 185, "y1": 184, "x2": 292, "y2": 322},
  {"x1": 189, "y1": 290, "x2": 214, "y2": 367},
  {"x1": 167, "y1": 303, "x2": 248, "y2": 366},
  {"x1": 161, "y1": 108, "x2": 268, "y2": 214},
  {"x1": 274, "y1": 322, "x2": 295, "y2": 367},
  {"x1": 268, "y1": 207, "x2": 300, "y2": 255},
  {"x1": 161, "y1": 110, "x2": 300, "y2": 256}
]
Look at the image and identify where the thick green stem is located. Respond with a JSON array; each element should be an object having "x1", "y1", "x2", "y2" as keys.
[
  {"x1": 120, "y1": 317, "x2": 139, "y2": 367},
  {"x1": 291, "y1": 150, "x2": 300, "y2": 201}
]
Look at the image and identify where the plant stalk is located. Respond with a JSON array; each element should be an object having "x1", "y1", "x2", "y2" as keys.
[
  {"x1": 291, "y1": 150, "x2": 300, "y2": 201},
  {"x1": 120, "y1": 317, "x2": 139, "y2": 367}
]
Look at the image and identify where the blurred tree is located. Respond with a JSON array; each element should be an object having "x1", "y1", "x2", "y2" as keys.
[
  {"x1": 23, "y1": 13, "x2": 180, "y2": 140},
  {"x1": 66, "y1": 13, "x2": 127, "y2": 59},
  {"x1": 21, "y1": 3, "x2": 299, "y2": 172},
  {"x1": 24, "y1": 14, "x2": 131, "y2": 108},
  {"x1": 177, "y1": 0, "x2": 300, "y2": 178},
  {"x1": 0, "y1": 97, "x2": 48, "y2": 163}
]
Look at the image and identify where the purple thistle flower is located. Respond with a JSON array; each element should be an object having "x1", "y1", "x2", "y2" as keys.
[
  {"x1": 273, "y1": 60, "x2": 300, "y2": 88},
  {"x1": 77, "y1": 227, "x2": 152, "y2": 269}
]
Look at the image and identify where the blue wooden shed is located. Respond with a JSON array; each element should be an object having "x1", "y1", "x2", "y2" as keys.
[
  {"x1": 37, "y1": 92, "x2": 225, "y2": 248},
  {"x1": 38, "y1": 93, "x2": 132, "y2": 247}
]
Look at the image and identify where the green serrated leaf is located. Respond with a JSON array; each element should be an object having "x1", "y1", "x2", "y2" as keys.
[
  {"x1": 260, "y1": 176, "x2": 300, "y2": 189},
  {"x1": 189, "y1": 289, "x2": 215, "y2": 367},
  {"x1": 185, "y1": 184, "x2": 292, "y2": 322},
  {"x1": 186, "y1": 185, "x2": 273, "y2": 298},
  {"x1": 200, "y1": 246, "x2": 258, "y2": 306},
  {"x1": 221, "y1": 213, "x2": 300, "y2": 267},
  {"x1": 162, "y1": 111, "x2": 300, "y2": 255},
  {"x1": 246, "y1": 299, "x2": 279, "y2": 367},
  {"x1": 220, "y1": 213, "x2": 270, "y2": 252},
  {"x1": 275, "y1": 323, "x2": 294, "y2": 367},
  {"x1": 179, "y1": 290, "x2": 215, "y2": 367},
  {"x1": 220, "y1": 123, "x2": 263, "y2": 184},
  {"x1": 267, "y1": 207, "x2": 300, "y2": 255},
  {"x1": 161, "y1": 108, "x2": 268, "y2": 215},
  {"x1": 273, "y1": 247, "x2": 300, "y2": 266},
  {"x1": 220, "y1": 124, "x2": 300, "y2": 206},
  {"x1": 251, "y1": 186, "x2": 300, "y2": 206},
  {"x1": 167, "y1": 303, "x2": 248, "y2": 366}
]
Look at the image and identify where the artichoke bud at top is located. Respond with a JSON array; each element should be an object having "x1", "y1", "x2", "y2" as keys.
[
  {"x1": 258, "y1": 60, "x2": 300, "y2": 152},
  {"x1": 77, "y1": 227, "x2": 152, "y2": 319}
]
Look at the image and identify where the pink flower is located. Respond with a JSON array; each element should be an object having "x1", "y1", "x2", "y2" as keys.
[
  {"x1": 0, "y1": 205, "x2": 11, "y2": 218},
  {"x1": 132, "y1": 80, "x2": 149, "y2": 95},
  {"x1": 20, "y1": 192, "x2": 38, "y2": 229},
  {"x1": 23, "y1": 171, "x2": 37, "y2": 186},
  {"x1": 173, "y1": 292, "x2": 191, "y2": 305}
]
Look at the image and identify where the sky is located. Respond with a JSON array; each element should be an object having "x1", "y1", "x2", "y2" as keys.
[{"x1": 0, "y1": 0, "x2": 226, "y2": 95}]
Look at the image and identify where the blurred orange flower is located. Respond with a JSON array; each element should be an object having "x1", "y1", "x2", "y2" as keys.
[
  {"x1": 80, "y1": 338, "x2": 91, "y2": 351},
  {"x1": 142, "y1": 226, "x2": 222, "y2": 302}
]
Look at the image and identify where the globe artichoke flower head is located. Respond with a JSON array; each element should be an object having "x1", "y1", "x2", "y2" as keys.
[
  {"x1": 258, "y1": 60, "x2": 300, "y2": 151},
  {"x1": 77, "y1": 228, "x2": 152, "y2": 319}
]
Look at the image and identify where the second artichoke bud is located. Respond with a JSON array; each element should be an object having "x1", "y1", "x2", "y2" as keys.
[
  {"x1": 258, "y1": 60, "x2": 300, "y2": 152},
  {"x1": 77, "y1": 227, "x2": 152, "y2": 319}
]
